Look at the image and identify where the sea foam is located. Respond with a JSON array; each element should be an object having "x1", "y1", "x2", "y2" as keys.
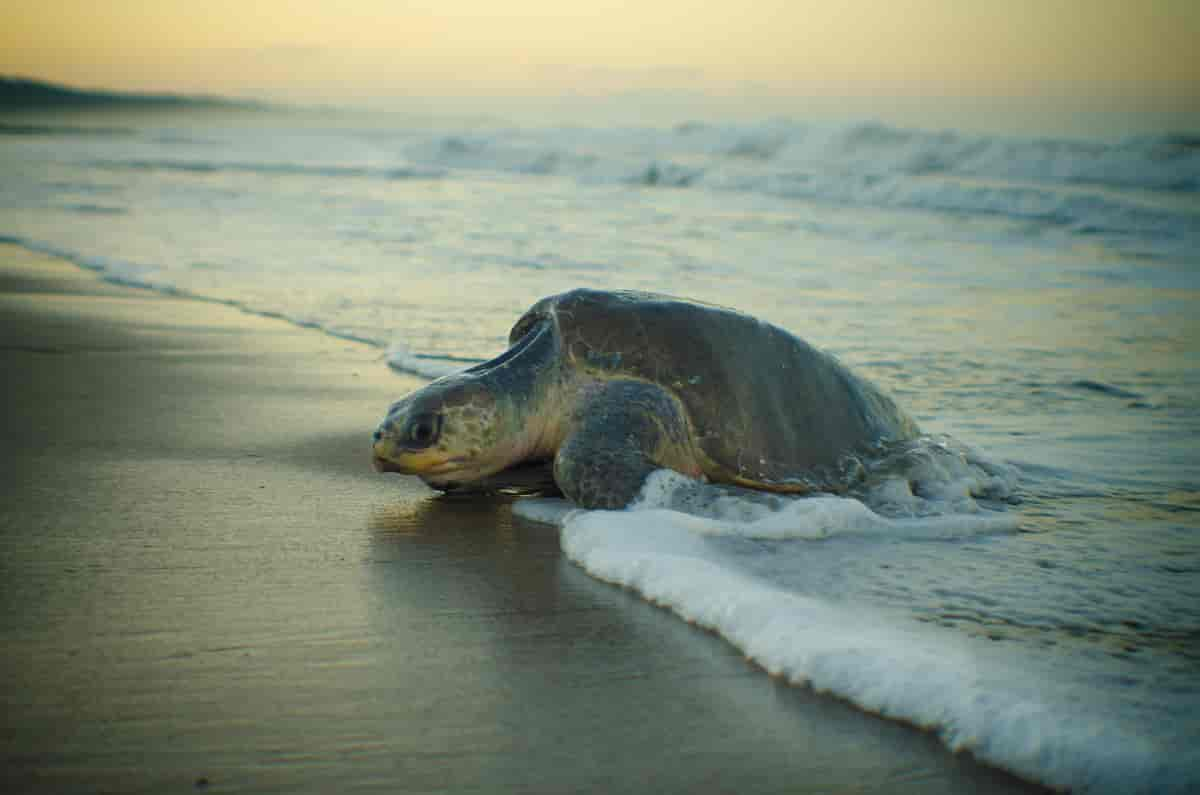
[
  {"x1": 384, "y1": 344, "x2": 481, "y2": 379},
  {"x1": 514, "y1": 463, "x2": 1199, "y2": 794}
]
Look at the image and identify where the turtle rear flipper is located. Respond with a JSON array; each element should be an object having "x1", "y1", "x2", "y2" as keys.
[{"x1": 553, "y1": 380, "x2": 698, "y2": 510}]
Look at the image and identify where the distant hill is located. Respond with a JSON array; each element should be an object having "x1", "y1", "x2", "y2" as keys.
[{"x1": 0, "y1": 76, "x2": 269, "y2": 112}]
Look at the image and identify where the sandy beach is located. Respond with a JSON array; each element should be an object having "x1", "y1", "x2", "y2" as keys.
[{"x1": 0, "y1": 245, "x2": 1046, "y2": 793}]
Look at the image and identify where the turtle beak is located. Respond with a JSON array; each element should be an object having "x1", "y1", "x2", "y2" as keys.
[
  {"x1": 372, "y1": 427, "x2": 405, "y2": 472},
  {"x1": 372, "y1": 451, "x2": 404, "y2": 473},
  {"x1": 372, "y1": 427, "x2": 453, "y2": 476}
]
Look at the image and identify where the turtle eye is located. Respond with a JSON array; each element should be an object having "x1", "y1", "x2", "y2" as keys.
[{"x1": 405, "y1": 413, "x2": 442, "y2": 449}]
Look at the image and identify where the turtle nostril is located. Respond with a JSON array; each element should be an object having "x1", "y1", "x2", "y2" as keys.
[{"x1": 372, "y1": 429, "x2": 383, "y2": 443}]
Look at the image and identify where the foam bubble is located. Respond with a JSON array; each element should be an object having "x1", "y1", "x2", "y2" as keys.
[
  {"x1": 551, "y1": 499, "x2": 1194, "y2": 792},
  {"x1": 513, "y1": 450, "x2": 1196, "y2": 793},
  {"x1": 626, "y1": 437, "x2": 1022, "y2": 542},
  {"x1": 511, "y1": 498, "x2": 576, "y2": 527}
]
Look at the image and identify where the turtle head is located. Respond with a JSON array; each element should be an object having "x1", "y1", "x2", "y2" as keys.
[
  {"x1": 372, "y1": 373, "x2": 529, "y2": 490},
  {"x1": 374, "y1": 316, "x2": 566, "y2": 492}
]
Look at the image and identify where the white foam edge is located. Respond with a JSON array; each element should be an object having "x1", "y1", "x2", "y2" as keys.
[
  {"x1": 561, "y1": 509, "x2": 1175, "y2": 793},
  {"x1": 512, "y1": 475, "x2": 1185, "y2": 794},
  {"x1": 2, "y1": 235, "x2": 407, "y2": 354},
  {"x1": 635, "y1": 469, "x2": 1020, "y2": 540},
  {"x1": 384, "y1": 343, "x2": 473, "y2": 379}
]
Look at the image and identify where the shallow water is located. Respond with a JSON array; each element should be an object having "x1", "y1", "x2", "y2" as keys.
[{"x1": 2, "y1": 108, "x2": 1198, "y2": 792}]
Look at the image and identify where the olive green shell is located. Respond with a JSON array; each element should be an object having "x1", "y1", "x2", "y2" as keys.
[{"x1": 511, "y1": 289, "x2": 919, "y2": 490}]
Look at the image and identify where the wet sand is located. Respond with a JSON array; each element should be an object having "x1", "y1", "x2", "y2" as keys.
[{"x1": 0, "y1": 245, "x2": 1046, "y2": 793}]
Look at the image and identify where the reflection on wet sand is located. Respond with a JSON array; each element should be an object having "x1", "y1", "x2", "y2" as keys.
[{"x1": 359, "y1": 493, "x2": 1042, "y2": 794}]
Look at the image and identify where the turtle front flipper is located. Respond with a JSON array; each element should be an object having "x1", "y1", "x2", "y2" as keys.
[{"x1": 553, "y1": 380, "x2": 699, "y2": 509}]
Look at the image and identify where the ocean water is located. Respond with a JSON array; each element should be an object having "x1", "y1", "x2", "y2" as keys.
[{"x1": 3, "y1": 110, "x2": 1199, "y2": 792}]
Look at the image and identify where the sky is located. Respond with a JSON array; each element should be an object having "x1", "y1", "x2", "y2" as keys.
[{"x1": 4, "y1": 0, "x2": 1199, "y2": 134}]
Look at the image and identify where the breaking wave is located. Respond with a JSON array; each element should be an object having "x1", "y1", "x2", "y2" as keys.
[
  {"x1": 400, "y1": 122, "x2": 1200, "y2": 256},
  {"x1": 88, "y1": 158, "x2": 446, "y2": 181},
  {"x1": 409, "y1": 122, "x2": 1200, "y2": 195},
  {"x1": 59, "y1": 119, "x2": 1199, "y2": 259}
]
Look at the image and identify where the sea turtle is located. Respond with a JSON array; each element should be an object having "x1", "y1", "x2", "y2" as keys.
[{"x1": 372, "y1": 289, "x2": 920, "y2": 509}]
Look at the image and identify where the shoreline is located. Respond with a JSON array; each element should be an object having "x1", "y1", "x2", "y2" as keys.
[{"x1": 0, "y1": 244, "x2": 1046, "y2": 793}]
